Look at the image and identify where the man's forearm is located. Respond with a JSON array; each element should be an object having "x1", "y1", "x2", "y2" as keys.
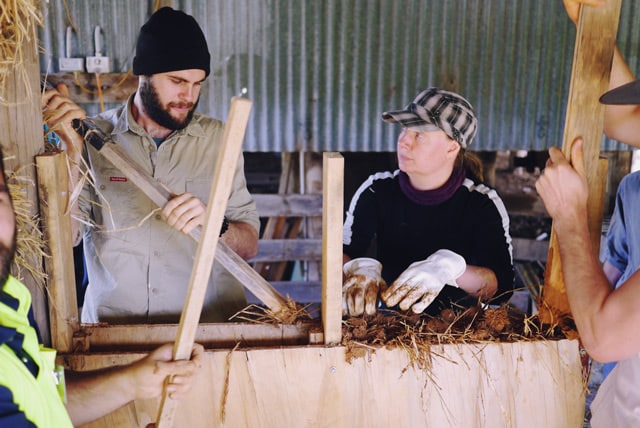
[
  {"x1": 553, "y1": 214, "x2": 612, "y2": 354},
  {"x1": 65, "y1": 366, "x2": 135, "y2": 426},
  {"x1": 221, "y1": 221, "x2": 258, "y2": 259}
]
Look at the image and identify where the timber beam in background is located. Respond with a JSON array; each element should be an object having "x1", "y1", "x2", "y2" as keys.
[{"x1": 541, "y1": 1, "x2": 621, "y2": 324}]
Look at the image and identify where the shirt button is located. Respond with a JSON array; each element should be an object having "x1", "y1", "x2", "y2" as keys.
[
  {"x1": 151, "y1": 288, "x2": 159, "y2": 295},
  {"x1": 155, "y1": 214, "x2": 162, "y2": 220}
]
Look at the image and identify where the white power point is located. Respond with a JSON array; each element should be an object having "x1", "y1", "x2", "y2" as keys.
[
  {"x1": 86, "y1": 26, "x2": 111, "y2": 73},
  {"x1": 86, "y1": 56, "x2": 111, "y2": 73},
  {"x1": 59, "y1": 27, "x2": 84, "y2": 72},
  {"x1": 60, "y1": 57, "x2": 85, "y2": 72}
]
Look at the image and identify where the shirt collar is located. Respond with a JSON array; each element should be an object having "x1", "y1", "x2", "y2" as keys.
[{"x1": 111, "y1": 93, "x2": 207, "y2": 139}]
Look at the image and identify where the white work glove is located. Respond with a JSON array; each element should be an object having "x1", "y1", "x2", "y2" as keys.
[
  {"x1": 342, "y1": 258, "x2": 386, "y2": 316},
  {"x1": 381, "y1": 249, "x2": 466, "y2": 314}
]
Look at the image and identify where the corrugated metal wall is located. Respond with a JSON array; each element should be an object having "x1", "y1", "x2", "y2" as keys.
[{"x1": 39, "y1": 0, "x2": 640, "y2": 152}]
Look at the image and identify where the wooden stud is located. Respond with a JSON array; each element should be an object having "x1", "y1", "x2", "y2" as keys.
[
  {"x1": 541, "y1": 0, "x2": 622, "y2": 323},
  {"x1": 156, "y1": 97, "x2": 252, "y2": 427},
  {"x1": 35, "y1": 152, "x2": 79, "y2": 352},
  {"x1": 322, "y1": 152, "x2": 343, "y2": 345}
]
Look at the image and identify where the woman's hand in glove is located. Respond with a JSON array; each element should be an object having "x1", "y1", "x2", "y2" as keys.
[
  {"x1": 381, "y1": 250, "x2": 466, "y2": 313},
  {"x1": 342, "y1": 257, "x2": 386, "y2": 316}
]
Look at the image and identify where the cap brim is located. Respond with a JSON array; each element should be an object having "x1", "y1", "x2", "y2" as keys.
[
  {"x1": 600, "y1": 79, "x2": 640, "y2": 105},
  {"x1": 381, "y1": 110, "x2": 440, "y2": 133}
]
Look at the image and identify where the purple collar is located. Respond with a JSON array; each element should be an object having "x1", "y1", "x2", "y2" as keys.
[{"x1": 399, "y1": 166, "x2": 466, "y2": 205}]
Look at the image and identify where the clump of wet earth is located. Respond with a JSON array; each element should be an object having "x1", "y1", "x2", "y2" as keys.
[{"x1": 341, "y1": 305, "x2": 576, "y2": 365}]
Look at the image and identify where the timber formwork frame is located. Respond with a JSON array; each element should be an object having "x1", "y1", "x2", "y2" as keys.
[{"x1": 37, "y1": 150, "x2": 585, "y2": 428}]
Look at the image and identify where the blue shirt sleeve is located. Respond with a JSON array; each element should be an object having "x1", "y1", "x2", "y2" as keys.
[{"x1": 604, "y1": 175, "x2": 632, "y2": 277}]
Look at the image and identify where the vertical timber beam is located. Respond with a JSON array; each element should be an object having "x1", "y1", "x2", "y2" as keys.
[
  {"x1": 35, "y1": 152, "x2": 79, "y2": 352},
  {"x1": 541, "y1": 1, "x2": 622, "y2": 324},
  {"x1": 0, "y1": 6, "x2": 50, "y2": 344},
  {"x1": 156, "y1": 98, "x2": 252, "y2": 428},
  {"x1": 322, "y1": 152, "x2": 343, "y2": 345}
]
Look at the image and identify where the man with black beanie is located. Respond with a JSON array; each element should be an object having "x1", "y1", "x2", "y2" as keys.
[{"x1": 42, "y1": 7, "x2": 259, "y2": 324}]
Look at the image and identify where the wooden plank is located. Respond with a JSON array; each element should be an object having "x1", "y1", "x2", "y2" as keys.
[
  {"x1": 74, "y1": 322, "x2": 311, "y2": 351},
  {"x1": 43, "y1": 72, "x2": 138, "y2": 104},
  {"x1": 322, "y1": 153, "x2": 343, "y2": 345},
  {"x1": 213, "y1": 242, "x2": 289, "y2": 311},
  {"x1": 249, "y1": 238, "x2": 322, "y2": 262},
  {"x1": 35, "y1": 153, "x2": 79, "y2": 352},
  {"x1": 541, "y1": 0, "x2": 622, "y2": 323},
  {"x1": 156, "y1": 97, "x2": 251, "y2": 427},
  {"x1": 253, "y1": 154, "x2": 296, "y2": 279},
  {"x1": 252, "y1": 193, "x2": 322, "y2": 217},
  {"x1": 66, "y1": 340, "x2": 584, "y2": 428},
  {"x1": 251, "y1": 237, "x2": 546, "y2": 264}
]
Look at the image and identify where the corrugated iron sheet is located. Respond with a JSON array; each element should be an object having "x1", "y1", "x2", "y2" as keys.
[{"x1": 39, "y1": 0, "x2": 640, "y2": 152}]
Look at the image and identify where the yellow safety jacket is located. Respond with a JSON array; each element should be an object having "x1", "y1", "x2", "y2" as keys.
[{"x1": 0, "y1": 276, "x2": 72, "y2": 427}]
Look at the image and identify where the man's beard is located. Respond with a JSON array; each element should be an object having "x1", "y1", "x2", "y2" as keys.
[
  {"x1": 0, "y1": 232, "x2": 16, "y2": 288},
  {"x1": 139, "y1": 78, "x2": 198, "y2": 131}
]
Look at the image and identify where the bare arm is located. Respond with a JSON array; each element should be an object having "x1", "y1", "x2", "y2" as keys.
[
  {"x1": 66, "y1": 343, "x2": 204, "y2": 426},
  {"x1": 220, "y1": 220, "x2": 258, "y2": 259},
  {"x1": 536, "y1": 140, "x2": 640, "y2": 362},
  {"x1": 457, "y1": 265, "x2": 498, "y2": 302}
]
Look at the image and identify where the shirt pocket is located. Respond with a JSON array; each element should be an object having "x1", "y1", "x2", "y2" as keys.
[{"x1": 185, "y1": 179, "x2": 211, "y2": 205}]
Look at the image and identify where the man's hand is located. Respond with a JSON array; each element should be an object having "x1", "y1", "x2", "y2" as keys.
[
  {"x1": 162, "y1": 192, "x2": 206, "y2": 235},
  {"x1": 41, "y1": 83, "x2": 86, "y2": 163},
  {"x1": 535, "y1": 139, "x2": 589, "y2": 229},
  {"x1": 128, "y1": 343, "x2": 205, "y2": 401},
  {"x1": 381, "y1": 249, "x2": 466, "y2": 314},
  {"x1": 563, "y1": 0, "x2": 605, "y2": 25},
  {"x1": 342, "y1": 258, "x2": 386, "y2": 316}
]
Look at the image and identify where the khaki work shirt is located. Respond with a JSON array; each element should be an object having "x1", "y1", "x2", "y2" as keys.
[{"x1": 78, "y1": 95, "x2": 260, "y2": 324}]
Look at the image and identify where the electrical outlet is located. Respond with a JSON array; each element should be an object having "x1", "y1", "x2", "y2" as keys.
[
  {"x1": 59, "y1": 57, "x2": 85, "y2": 72},
  {"x1": 86, "y1": 56, "x2": 111, "y2": 74},
  {"x1": 59, "y1": 26, "x2": 84, "y2": 72}
]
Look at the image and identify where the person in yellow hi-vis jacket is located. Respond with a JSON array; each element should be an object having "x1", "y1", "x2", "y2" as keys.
[{"x1": 0, "y1": 147, "x2": 204, "y2": 427}]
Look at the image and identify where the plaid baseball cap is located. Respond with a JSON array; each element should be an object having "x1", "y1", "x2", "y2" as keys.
[
  {"x1": 382, "y1": 87, "x2": 478, "y2": 148},
  {"x1": 599, "y1": 79, "x2": 640, "y2": 105}
]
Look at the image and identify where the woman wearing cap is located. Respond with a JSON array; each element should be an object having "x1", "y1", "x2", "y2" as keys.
[{"x1": 342, "y1": 88, "x2": 514, "y2": 317}]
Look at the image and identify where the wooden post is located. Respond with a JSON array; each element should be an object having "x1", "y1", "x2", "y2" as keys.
[
  {"x1": 156, "y1": 97, "x2": 252, "y2": 428},
  {"x1": 35, "y1": 152, "x2": 79, "y2": 352},
  {"x1": 541, "y1": 0, "x2": 622, "y2": 323},
  {"x1": 0, "y1": 6, "x2": 50, "y2": 344},
  {"x1": 322, "y1": 152, "x2": 343, "y2": 345}
]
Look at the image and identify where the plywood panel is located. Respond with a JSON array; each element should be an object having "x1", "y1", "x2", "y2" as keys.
[{"x1": 67, "y1": 340, "x2": 584, "y2": 428}]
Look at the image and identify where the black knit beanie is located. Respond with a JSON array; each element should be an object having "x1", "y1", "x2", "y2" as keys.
[{"x1": 133, "y1": 7, "x2": 210, "y2": 77}]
